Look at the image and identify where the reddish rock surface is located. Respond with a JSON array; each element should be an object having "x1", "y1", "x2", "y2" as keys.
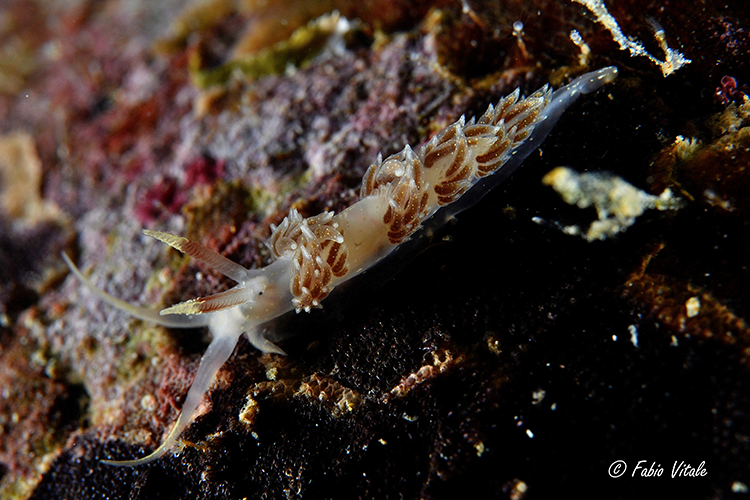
[{"x1": 0, "y1": 0, "x2": 748, "y2": 498}]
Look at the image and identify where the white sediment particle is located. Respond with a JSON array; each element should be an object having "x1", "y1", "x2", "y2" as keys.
[
  {"x1": 703, "y1": 189, "x2": 733, "y2": 212},
  {"x1": 140, "y1": 394, "x2": 158, "y2": 412},
  {"x1": 569, "y1": 29, "x2": 591, "y2": 67},
  {"x1": 474, "y1": 441, "x2": 485, "y2": 456},
  {"x1": 628, "y1": 324, "x2": 639, "y2": 348},
  {"x1": 571, "y1": 0, "x2": 690, "y2": 76},
  {"x1": 531, "y1": 389, "x2": 546, "y2": 405},
  {"x1": 685, "y1": 296, "x2": 700, "y2": 318},
  {"x1": 542, "y1": 167, "x2": 683, "y2": 241}
]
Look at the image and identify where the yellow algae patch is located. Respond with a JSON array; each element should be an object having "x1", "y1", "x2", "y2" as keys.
[{"x1": 0, "y1": 132, "x2": 62, "y2": 226}]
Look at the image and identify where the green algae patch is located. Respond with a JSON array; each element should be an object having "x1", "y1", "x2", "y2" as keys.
[
  {"x1": 191, "y1": 12, "x2": 350, "y2": 88},
  {"x1": 182, "y1": 180, "x2": 264, "y2": 243}
]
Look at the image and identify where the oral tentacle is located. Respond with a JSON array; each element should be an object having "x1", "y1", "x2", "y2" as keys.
[
  {"x1": 143, "y1": 230, "x2": 252, "y2": 283},
  {"x1": 159, "y1": 284, "x2": 254, "y2": 316}
]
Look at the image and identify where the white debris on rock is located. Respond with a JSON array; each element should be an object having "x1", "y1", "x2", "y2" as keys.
[
  {"x1": 685, "y1": 296, "x2": 701, "y2": 318},
  {"x1": 541, "y1": 167, "x2": 683, "y2": 241},
  {"x1": 569, "y1": 29, "x2": 592, "y2": 67},
  {"x1": 571, "y1": 0, "x2": 691, "y2": 76},
  {"x1": 628, "y1": 324, "x2": 639, "y2": 348}
]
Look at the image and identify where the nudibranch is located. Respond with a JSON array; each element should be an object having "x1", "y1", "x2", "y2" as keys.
[{"x1": 63, "y1": 66, "x2": 617, "y2": 466}]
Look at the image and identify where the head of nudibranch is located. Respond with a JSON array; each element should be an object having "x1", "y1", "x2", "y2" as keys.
[{"x1": 63, "y1": 66, "x2": 617, "y2": 466}]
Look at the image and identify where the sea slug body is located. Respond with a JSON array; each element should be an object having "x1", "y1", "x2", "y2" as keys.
[{"x1": 64, "y1": 66, "x2": 617, "y2": 466}]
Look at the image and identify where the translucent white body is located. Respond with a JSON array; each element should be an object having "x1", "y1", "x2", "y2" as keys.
[{"x1": 64, "y1": 66, "x2": 617, "y2": 466}]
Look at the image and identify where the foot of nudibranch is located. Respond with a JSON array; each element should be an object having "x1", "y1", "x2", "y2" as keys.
[{"x1": 245, "y1": 328, "x2": 287, "y2": 355}]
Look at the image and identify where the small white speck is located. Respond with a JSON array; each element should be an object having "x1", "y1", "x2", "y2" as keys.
[
  {"x1": 628, "y1": 324, "x2": 639, "y2": 348},
  {"x1": 732, "y1": 481, "x2": 748, "y2": 493},
  {"x1": 474, "y1": 442, "x2": 485, "y2": 456},
  {"x1": 612, "y1": 334, "x2": 618, "y2": 341},
  {"x1": 531, "y1": 389, "x2": 546, "y2": 404},
  {"x1": 670, "y1": 335, "x2": 679, "y2": 346},
  {"x1": 686, "y1": 296, "x2": 700, "y2": 318},
  {"x1": 140, "y1": 394, "x2": 157, "y2": 412},
  {"x1": 526, "y1": 429, "x2": 534, "y2": 439}
]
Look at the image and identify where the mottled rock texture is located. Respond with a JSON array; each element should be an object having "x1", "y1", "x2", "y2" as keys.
[{"x1": 0, "y1": 0, "x2": 748, "y2": 498}]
